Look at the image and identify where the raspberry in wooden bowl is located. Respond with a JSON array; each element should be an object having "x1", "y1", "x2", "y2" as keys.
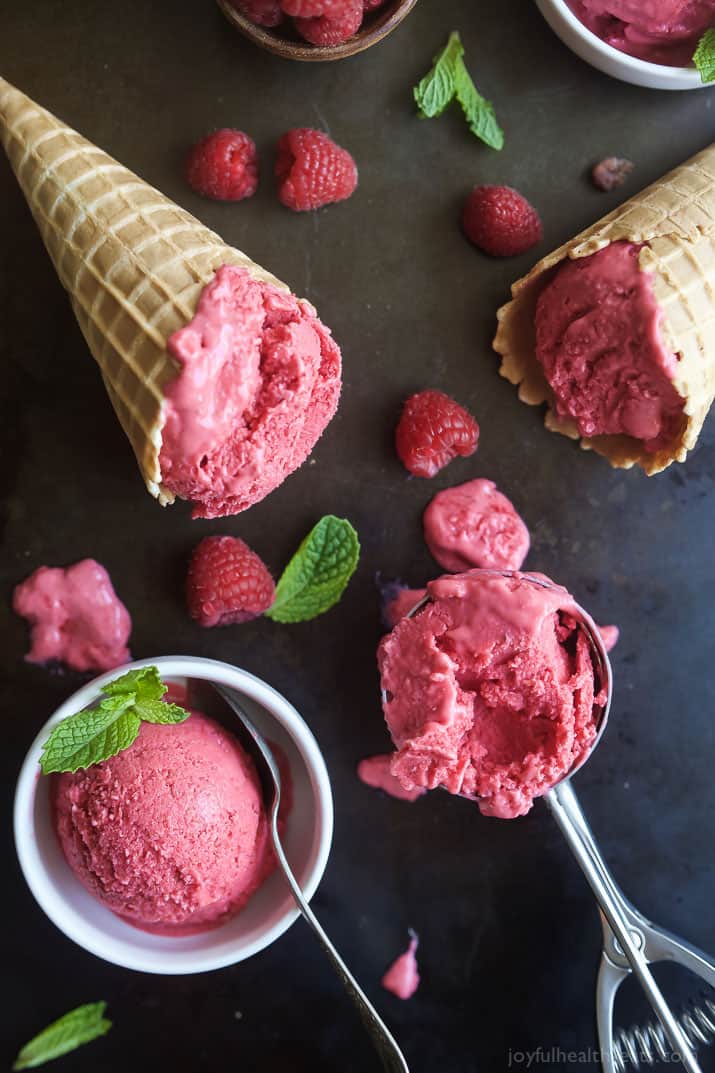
[{"x1": 217, "y1": 0, "x2": 418, "y2": 62}]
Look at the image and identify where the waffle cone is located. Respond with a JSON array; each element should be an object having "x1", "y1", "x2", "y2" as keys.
[
  {"x1": 494, "y1": 144, "x2": 715, "y2": 475},
  {"x1": 0, "y1": 77, "x2": 285, "y2": 504}
]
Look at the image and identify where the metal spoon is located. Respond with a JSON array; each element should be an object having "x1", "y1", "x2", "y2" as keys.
[
  {"x1": 394, "y1": 571, "x2": 715, "y2": 1073},
  {"x1": 195, "y1": 680, "x2": 410, "y2": 1073}
]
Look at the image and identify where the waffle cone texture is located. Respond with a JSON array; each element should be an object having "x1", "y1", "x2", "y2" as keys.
[
  {"x1": 493, "y1": 144, "x2": 715, "y2": 475},
  {"x1": 0, "y1": 77, "x2": 287, "y2": 505}
]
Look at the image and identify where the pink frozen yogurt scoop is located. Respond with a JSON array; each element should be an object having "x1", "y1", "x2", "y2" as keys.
[
  {"x1": 378, "y1": 570, "x2": 604, "y2": 818},
  {"x1": 565, "y1": 0, "x2": 714, "y2": 67},
  {"x1": 13, "y1": 559, "x2": 131, "y2": 672},
  {"x1": 53, "y1": 703, "x2": 280, "y2": 935},
  {"x1": 423, "y1": 478, "x2": 530, "y2": 574},
  {"x1": 159, "y1": 264, "x2": 341, "y2": 519},
  {"x1": 535, "y1": 241, "x2": 685, "y2": 453}
]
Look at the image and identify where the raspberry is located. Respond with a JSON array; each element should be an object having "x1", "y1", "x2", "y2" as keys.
[
  {"x1": 282, "y1": 0, "x2": 345, "y2": 14},
  {"x1": 187, "y1": 536, "x2": 275, "y2": 627},
  {"x1": 395, "y1": 390, "x2": 479, "y2": 478},
  {"x1": 276, "y1": 128, "x2": 357, "y2": 211},
  {"x1": 462, "y1": 185, "x2": 542, "y2": 257},
  {"x1": 186, "y1": 129, "x2": 258, "y2": 202},
  {"x1": 231, "y1": 0, "x2": 284, "y2": 25},
  {"x1": 294, "y1": 0, "x2": 363, "y2": 45},
  {"x1": 591, "y1": 157, "x2": 634, "y2": 192},
  {"x1": 363, "y1": 0, "x2": 386, "y2": 8}
]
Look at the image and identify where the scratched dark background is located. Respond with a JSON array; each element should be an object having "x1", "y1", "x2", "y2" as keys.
[{"x1": 1, "y1": 1, "x2": 714, "y2": 1071}]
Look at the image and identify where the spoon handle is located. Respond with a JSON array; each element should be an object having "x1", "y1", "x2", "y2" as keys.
[
  {"x1": 211, "y1": 682, "x2": 409, "y2": 1073},
  {"x1": 269, "y1": 813, "x2": 409, "y2": 1073},
  {"x1": 546, "y1": 780, "x2": 702, "y2": 1073}
]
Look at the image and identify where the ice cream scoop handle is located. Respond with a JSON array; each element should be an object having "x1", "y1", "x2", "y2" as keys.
[
  {"x1": 545, "y1": 780, "x2": 702, "y2": 1073},
  {"x1": 268, "y1": 810, "x2": 410, "y2": 1073}
]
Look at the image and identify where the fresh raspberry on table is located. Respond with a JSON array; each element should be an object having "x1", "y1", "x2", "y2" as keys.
[
  {"x1": 395, "y1": 390, "x2": 480, "y2": 478},
  {"x1": 186, "y1": 129, "x2": 259, "y2": 201},
  {"x1": 276, "y1": 128, "x2": 358, "y2": 210},
  {"x1": 231, "y1": 0, "x2": 284, "y2": 25},
  {"x1": 294, "y1": 0, "x2": 363, "y2": 45},
  {"x1": 187, "y1": 536, "x2": 275, "y2": 627},
  {"x1": 462, "y1": 185, "x2": 542, "y2": 257}
]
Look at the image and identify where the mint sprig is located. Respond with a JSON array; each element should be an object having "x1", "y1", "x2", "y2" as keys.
[
  {"x1": 414, "y1": 31, "x2": 504, "y2": 150},
  {"x1": 454, "y1": 58, "x2": 503, "y2": 150},
  {"x1": 694, "y1": 29, "x2": 715, "y2": 83},
  {"x1": 40, "y1": 666, "x2": 190, "y2": 774},
  {"x1": 414, "y1": 29, "x2": 463, "y2": 118},
  {"x1": 13, "y1": 1002, "x2": 111, "y2": 1070},
  {"x1": 40, "y1": 696, "x2": 140, "y2": 775},
  {"x1": 266, "y1": 515, "x2": 360, "y2": 624}
]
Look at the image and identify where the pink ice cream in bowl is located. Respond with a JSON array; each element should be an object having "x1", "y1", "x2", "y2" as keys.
[
  {"x1": 14, "y1": 656, "x2": 333, "y2": 975},
  {"x1": 536, "y1": 0, "x2": 714, "y2": 89},
  {"x1": 378, "y1": 570, "x2": 715, "y2": 1066}
]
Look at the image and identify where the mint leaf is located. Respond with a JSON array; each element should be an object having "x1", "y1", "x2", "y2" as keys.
[
  {"x1": 135, "y1": 699, "x2": 190, "y2": 725},
  {"x1": 13, "y1": 1002, "x2": 111, "y2": 1070},
  {"x1": 40, "y1": 696, "x2": 140, "y2": 774},
  {"x1": 102, "y1": 665, "x2": 165, "y2": 704},
  {"x1": 40, "y1": 665, "x2": 191, "y2": 773},
  {"x1": 413, "y1": 30, "x2": 504, "y2": 148},
  {"x1": 266, "y1": 515, "x2": 360, "y2": 623},
  {"x1": 414, "y1": 30, "x2": 463, "y2": 118},
  {"x1": 454, "y1": 56, "x2": 504, "y2": 150},
  {"x1": 694, "y1": 29, "x2": 715, "y2": 83}
]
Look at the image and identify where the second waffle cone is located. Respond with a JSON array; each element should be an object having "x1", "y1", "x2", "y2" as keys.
[{"x1": 493, "y1": 143, "x2": 715, "y2": 475}]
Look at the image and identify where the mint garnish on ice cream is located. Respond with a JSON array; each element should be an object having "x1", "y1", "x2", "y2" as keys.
[
  {"x1": 40, "y1": 666, "x2": 189, "y2": 774},
  {"x1": 694, "y1": 29, "x2": 715, "y2": 83}
]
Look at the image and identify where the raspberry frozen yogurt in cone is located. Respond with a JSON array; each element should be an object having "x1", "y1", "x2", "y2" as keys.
[
  {"x1": 378, "y1": 571, "x2": 601, "y2": 819},
  {"x1": 0, "y1": 79, "x2": 341, "y2": 518},
  {"x1": 494, "y1": 144, "x2": 715, "y2": 475}
]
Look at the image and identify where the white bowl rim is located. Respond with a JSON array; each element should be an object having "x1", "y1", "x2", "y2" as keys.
[
  {"x1": 14, "y1": 655, "x2": 334, "y2": 974},
  {"x1": 538, "y1": 0, "x2": 707, "y2": 88}
]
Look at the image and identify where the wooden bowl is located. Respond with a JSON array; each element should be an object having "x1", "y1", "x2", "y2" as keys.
[{"x1": 216, "y1": 0, "x2": 418, "y2": 62}]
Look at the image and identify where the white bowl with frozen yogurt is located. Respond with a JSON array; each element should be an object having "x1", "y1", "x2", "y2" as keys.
[
  {"x1": 14, "y1": 656, "x2": 333, "y2": 974},
  {"x1": 537, "y1": 0, "x2": 711, "y2": 90}
]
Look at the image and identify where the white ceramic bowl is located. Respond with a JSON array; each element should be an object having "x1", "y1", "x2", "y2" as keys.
[
  {"x1": 536, "y1": 0, "x2": 708, "y2": 90},
  {"x1": 14, "y1": 656, "x2": 333, "y2": 975}
]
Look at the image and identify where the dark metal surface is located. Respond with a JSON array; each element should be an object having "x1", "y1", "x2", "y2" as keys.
[{"x1": 1, "y1": 2, "x2": 714, "y2": 1071}]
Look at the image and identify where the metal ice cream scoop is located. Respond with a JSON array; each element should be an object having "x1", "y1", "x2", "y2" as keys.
[
  {"x1": 396, "y1": 571, "x2": 715, "y2": 1073},
  {"x1": 189, "y1": 680, "x2": 410, "y2": 1073}
]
